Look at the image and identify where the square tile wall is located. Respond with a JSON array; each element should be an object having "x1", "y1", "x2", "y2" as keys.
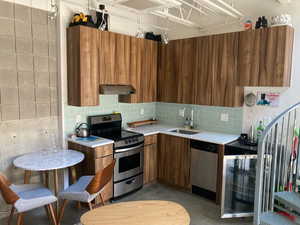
[{"x1": 0, "y1": 1, "x2": 58, "y2": 121}]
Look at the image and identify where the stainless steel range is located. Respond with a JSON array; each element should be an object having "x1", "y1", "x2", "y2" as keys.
[{"x1": 88, "y1": 113, "x2": 144, "y2": 199}]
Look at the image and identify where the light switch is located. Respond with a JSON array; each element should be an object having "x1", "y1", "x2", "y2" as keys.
[
  {"x1": 220, "y1": 113, "x2": 229, "y2": 122},
  {"x1": 76, "y1": 115, "x2": 81, "y2": 123},
  {"x1": 140, "y1": 108, "x2": 144, "y2": 115}
]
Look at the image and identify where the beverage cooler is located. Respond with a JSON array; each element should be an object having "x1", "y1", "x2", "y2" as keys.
[{"x1": 221, "y1": 155, "x2": 257, "y2": 218}]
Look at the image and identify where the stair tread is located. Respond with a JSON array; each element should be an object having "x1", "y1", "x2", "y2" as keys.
[
  {"x1": 275, "y1": 192, "x2": 300, "y2": 211},
  {"x1": 261, "y1": 212, "x2": 296, "y2": 225}
]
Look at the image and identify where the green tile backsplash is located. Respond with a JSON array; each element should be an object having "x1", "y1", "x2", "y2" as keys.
[
  {"x1": 64, "y1": 95, "x2": 156, "y2": 136},
  {"x1": 64, "y1": 96, "x2": 243, "y2": 136},
  {"x1": 156, "y1": 102, "x2": 243, "y2": 135}
]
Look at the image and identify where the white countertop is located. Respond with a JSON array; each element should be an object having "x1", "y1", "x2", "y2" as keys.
[
  {"x1": 127, "y1": 124, "x2": 239, "y2": 145},
  {"x1": 67, "y1": 124, "x2": 239, "y2": 148},
  {"x1": 126, "y1": 124, "x2": 176, "y2": 136},
  {"x1": 67, "y1": 135, "x2": 114, "y2": 148}
]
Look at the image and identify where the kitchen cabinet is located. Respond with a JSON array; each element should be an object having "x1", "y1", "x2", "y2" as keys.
[
  {"x1": 98, "y1": 30, "x2": 131, "y2": 85},
  {"x1": 119, "y1": 38, "x2": 158, "y2": 103},
  {"x1": 238, "y1": 25, "x2": 294, "y2": 87},
  {"x1": 98, "y1": 31, "x2": 131, "y2": 85},
  {"x1": 144, "y1": 135, "x2": 158, "y2": 185},
  {"x1": 193, "y1": 36, "x2": 213, "y2": 105},
  {"x1": 68, "y1": 142, "x2": 113, "y2": 202},
  {"x1": 157, "y1": 38, "x2": 195, "y2": 104},
  {"x1": 67, "y1": 25, "x2": 99, "y2": 106},
  {"x1": 211, "y1": 32, "x2": 243, "y2": 107},
  {"x1": 157, "y1": 134, "x2": 191, "y2": 189}
]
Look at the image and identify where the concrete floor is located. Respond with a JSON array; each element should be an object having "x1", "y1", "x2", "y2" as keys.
[{"x1": 1, "y1": 183, "x2": 253, "y2": 225}]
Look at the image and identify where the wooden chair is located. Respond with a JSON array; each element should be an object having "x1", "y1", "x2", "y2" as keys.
[
  {"x1": 0, "y1": 173, "x2": 57, "y2": 225},
  {"x1": 58, "y1": 159, "x2": 116, "y2": 224}
]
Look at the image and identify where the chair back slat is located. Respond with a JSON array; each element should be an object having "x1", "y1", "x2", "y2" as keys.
[
  {"x1": 86, "y1": 159, "x2": 116, "y2": 195},
  {"x1": 0, "y1": 173, "x2": 19, "y2": 204}
]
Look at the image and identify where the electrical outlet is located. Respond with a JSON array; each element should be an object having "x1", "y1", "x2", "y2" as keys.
[
  {"x1": 140, "y1": 108, "x2": 144, "y2": 115},
  {"x1": 220, "y1": 113, "x2": 229, "y2": 122},
  {"x1": 76, "y1": 115, "x2": 82, "y2": 123},
  {"x1": 179, "y1": 108, "x2": 185, "y2": 117}
]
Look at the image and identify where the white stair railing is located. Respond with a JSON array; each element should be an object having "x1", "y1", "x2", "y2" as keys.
[{"x1": 254, "y1": 102, "x2": 300, "y2": 225}]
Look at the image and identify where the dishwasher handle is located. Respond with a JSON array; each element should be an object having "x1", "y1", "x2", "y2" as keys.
[{"x1": 190, "y1": 140, "x2": 218, "y2": 153}]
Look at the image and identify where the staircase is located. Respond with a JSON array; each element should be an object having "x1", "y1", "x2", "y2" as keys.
[{"x1": 254, "y1": 103, "x2": 300, "y2": 225}]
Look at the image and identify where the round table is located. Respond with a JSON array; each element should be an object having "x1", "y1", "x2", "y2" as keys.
[
  {"x1": 80, "y1": 200, "x2": 190, "y2": 225},
  {"x1": 13, "y1": 149, "x2": 84, "y2": 216}
]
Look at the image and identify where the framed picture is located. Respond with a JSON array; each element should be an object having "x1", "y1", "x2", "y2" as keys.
[{"x1": 257, "y1": 92, "x2": 280, "y2": 107}]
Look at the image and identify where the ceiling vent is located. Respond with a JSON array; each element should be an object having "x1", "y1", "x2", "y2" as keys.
[{"x1": 116, "y1": 0, "x2": 181, "y2": 12}]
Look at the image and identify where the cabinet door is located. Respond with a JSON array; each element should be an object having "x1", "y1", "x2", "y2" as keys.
[
  {"x1": 238, "y1": 26, "x2": 294, "y2": 87},
  {"x1": 67, "y1": 26, "x2": 99, "y2": 106},
  {"x1": 178, "y1": 38, "x2": 195, "y2": 104},
  {"x1": 157, "y1": 41, "x2": 179, "y2": 103},
  {"x1": 144, "y1": 144, "x2": 158, "y2": 184},
  {"x1": 94, "y1": 155, "x2": 113, "y2": 202},
  {"x1": 211, "y1": 32, "x2": 242, "y2": 107},
  {"x1": 193, "y1": 36, "x2": 213, "y2": 105},
  {"x1": 99, "y1": 31, "x2": 116, "y2": 84},
  {"x1": 260, "y1": 26, "x2": 294, "y2": 87},
  {"x1": 114, "y1": 33, "x2": 131, "y2": 85},
  {"x1": 141, "y1": 39, "x2": 158, "y2": 102},
  {"x1": 158, "y1": 134, "x2": 190, "y2": 189}
]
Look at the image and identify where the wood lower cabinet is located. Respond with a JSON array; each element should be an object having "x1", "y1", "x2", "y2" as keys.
[
  {"x1": 143, "y1": 135, "x2": 158, "y2": 185},
  {"x1": 238, "y1": 25, "x2": 294, "y2": 87},
  {"x1": 67, "y1": 26, "x2": 99, "y2": 106},
  {"x1": 68, "y1": 142, "x2": 113, "y2": 202},
  {"x1": 157, "y1": 134, "x2": 191, "y2": 189}
]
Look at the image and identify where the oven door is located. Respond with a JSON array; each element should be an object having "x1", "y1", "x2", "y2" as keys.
[{"x1": 114, "y1": 144, "x2": 144, "y2": 182}]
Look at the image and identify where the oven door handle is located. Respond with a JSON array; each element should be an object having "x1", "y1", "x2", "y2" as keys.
[{"x1": 114, "y1": 143, "x2": 144, "y2": 153}]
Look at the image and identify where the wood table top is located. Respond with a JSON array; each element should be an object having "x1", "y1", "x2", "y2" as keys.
[{"x1": 81, "y1": 200, "x2": 190, "y2": 225}]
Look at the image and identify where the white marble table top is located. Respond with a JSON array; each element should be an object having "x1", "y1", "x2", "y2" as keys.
[{"x1": 13, "y1": 149, "x2": 84, "y2": 171}]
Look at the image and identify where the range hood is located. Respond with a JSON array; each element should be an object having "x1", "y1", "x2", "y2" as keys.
[{"x1": 100, "y1": 85, "x2": 136, "y2": 95}]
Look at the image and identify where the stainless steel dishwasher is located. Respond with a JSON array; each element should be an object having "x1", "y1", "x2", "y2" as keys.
[{"x1": 191, "y1": 140, "x2": 218, "y2": 201}]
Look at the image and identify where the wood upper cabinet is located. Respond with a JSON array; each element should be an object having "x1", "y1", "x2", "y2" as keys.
[
  {"x1": 157, "y1": 134, "x2": 191, "y2": 189},
  {"x1": 98, "y1": 31, "x2": 131, "y2": 85},
  {"x1": 211, "y1": 32, "x2": 243, "y2": 107},
  {"x1": 119, "y1": 38, "x2": 158, "y2": 103},
  {"x1": 67, "y1": 26, "x2": 99, "y2": 106},
  {"x1": 158, "y1": 38, "x2": 195, "y2": 104},
  {"x1": 193, "y1": 36, "x2": 213, "y2": 105},
  {"x1": 238, "y1": 25, "x2": 294, "y2": 87},
  {"x1": 157, "y1": 42, "x2": 178, "y2": 103}
]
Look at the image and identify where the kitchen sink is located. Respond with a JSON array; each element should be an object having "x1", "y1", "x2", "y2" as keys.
[{"x1": 169, "y1": 129, "x2": 200, "y2": 135}]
